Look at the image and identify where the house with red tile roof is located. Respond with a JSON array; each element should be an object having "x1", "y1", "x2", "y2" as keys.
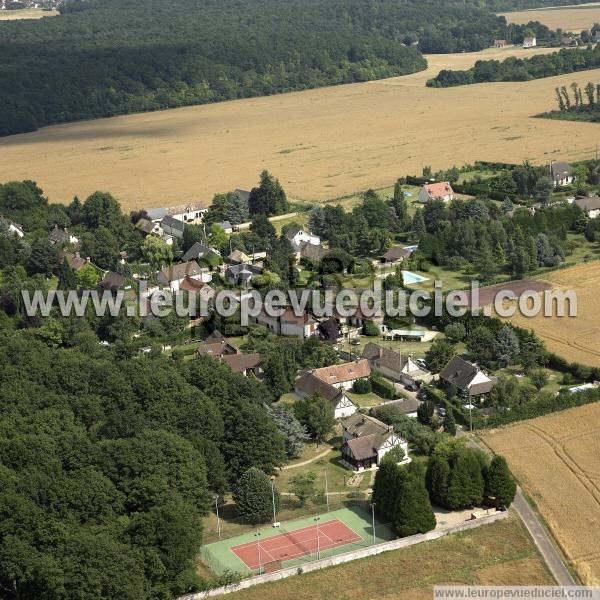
[
  {"x1": 418, "y1": 181, "x2": 454, "y2": 203},
  {"x1": 311, "y1": 358, "x2": 371, "y2": 391}
]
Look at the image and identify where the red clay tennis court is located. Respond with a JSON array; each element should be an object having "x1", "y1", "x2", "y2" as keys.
[{"x1": 231, "y1": 519, "x2": 363, "y2": 569}]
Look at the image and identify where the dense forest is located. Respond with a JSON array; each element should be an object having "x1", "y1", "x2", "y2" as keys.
[
  {"x1": 0, "y1": 0, "x2": 574, "y2": 136},
  {"x1": 427, "y1": 43, "x2": 600, "y2": 87}
]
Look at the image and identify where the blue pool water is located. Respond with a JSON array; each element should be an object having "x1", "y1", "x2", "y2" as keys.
[{"x1": 402, "y1": 270, "x2": 429, "y2": 285}]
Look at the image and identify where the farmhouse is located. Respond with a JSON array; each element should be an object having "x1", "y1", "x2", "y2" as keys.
[
  {"x1": 523, "y1": 36, "x2": 536, "y2": 48},
  {"x1": 341, "y1": 413, "x2": 409, "y2": 471},
  {"x1": 197, "y1": 337, "x2": 238, "y2": 358},
  {"x1": 418, "y1": 182, "x2": 454, "y2": 203},
  {"x1": 439, "y1": 356, "x2": 496, "y2": 401},
  {"x1": 251, "y1": 307, "x2": 318, "y2": 339},
  {"x1": 295, "y1": 372, "x2": 357, "y2": 419},
  {"x1": 286, "y1": 226, "x2": 321, "y2": 252},
  {"x1": 161, "y1": 215, "x2": 185, "y2": 239},
  {"x1": 549, "y1": 161, "x2": 573, "y2": 187},
  {"x1": 311, "y1": 358, "x2": 371, "y2": 390},
  {"x1": 363, "y1": 343, "x2": 431, "y2": 385},
  {"x1": 157, "y1": 260, "x2": 209, "y2": 292},
  {"x1": 493, "y1": 39, "x2": 507, "y2": 48},
  {"x1": 574, "y1": 196, "x2": 600, "y2": 218}
]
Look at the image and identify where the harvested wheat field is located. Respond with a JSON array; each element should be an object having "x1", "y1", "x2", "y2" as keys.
[
  {"x1": 0, "y1": 46, "x2": 598, "y2": 211},
  {"x1": 500, "y1": 3, "x2": 600, "y2": 33},
  {"x1": 0, "y1": 8, "x2": 58, "y2": 19},
  {"x1": 484, "y1": 402, "x2": 600, "y2": 585},
  {"x1": 509, "y1": 262, "x2": 600, "y2": 367},
  {"x1": 217, "y1": 515, "x2": 553, "y2": 600}
]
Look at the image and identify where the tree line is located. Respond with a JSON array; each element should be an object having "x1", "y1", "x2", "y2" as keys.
[
  {"x1": 539, "y1": 80, "x2": 600, "y2": 123},
  {"x1": 427, "y1": 44, "x2": 600, "y2": 88}
]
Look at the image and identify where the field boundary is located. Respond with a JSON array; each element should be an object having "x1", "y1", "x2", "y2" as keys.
[{"x1": 182, "y1": 511, "x2": 508, "y2": 599}]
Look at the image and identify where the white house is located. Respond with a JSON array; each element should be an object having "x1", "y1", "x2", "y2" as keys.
[
  {"x1": 418, "y1": 182, "x2": 454, "y2": 203},
  {"x1": 341, "y1": 413, "x2": 410, "y2": 471},
  {"x1": 439, "y1": 356, "x2": 496, "y2": 401},
  {"x1": 363, "y1": 343, "x2": 432, "y2": 386},
  {"x1": 311, "y1": 359, "x2": 371, "y2": 391},
  {"x1": 168, "y1": 203, "x2": 207, "y2": 223},
  {"x1": 523, "y1": 36, "x2": 537, "y2": 48},
  {"x1": 574, "y1": 196, "x2": 600, "y2": 219},
  {"x1": 250, "y1": 307, "x2": 318, "y2": 339},
  {"x1": 286, "y1": 226, "x2": 321, "y2": 252},
  {"x1": 295, "y1": 372, "x2": 357, "y2": 419},
  {"x1": 549, "y1": 161, "x2": 573, "y2": 187},
  {"x1": 157, "y1": 261, "x2": 211, "y2": 292},
  {"x1": 2, "y1": 219, "x2": 24, "y2": 238}
]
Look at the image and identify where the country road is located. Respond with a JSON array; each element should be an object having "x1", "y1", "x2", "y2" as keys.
[
  {"x1": 469, "y1": 435, "x2": 576, "y2": 586},
  {"x1": 512, "y1": 489, "x2": 576, "y2": 586}
]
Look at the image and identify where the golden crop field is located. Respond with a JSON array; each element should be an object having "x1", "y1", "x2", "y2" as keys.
[
  {"x1": 509, "y1": 262, "x2": 600, "y2": 367},
  {"x1": 0, "y1": 46, "x2": 598, "y2": 211},
  {"x1": 500, "y1": 3, "x2": 600, "y2": 33},
  {"x1": 218, "y1": 515, "x2": 553, "y2": 600},
  {"x1": 484, "y1": 403, "x2": 600, "y2": 585},
  {"x1": 0, "y1": 8, "x2": 58, "y2": 19}
]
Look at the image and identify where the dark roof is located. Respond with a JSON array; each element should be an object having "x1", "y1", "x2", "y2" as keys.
[
  {"x1": 383, "y1": 246, "x2": 412, "y2": 262},
  {"x1": 344, "y1": 434, "x2": 380, "y2": 461},
  {"x1": 158, "y1": 261, "x2": 202, "y2": 282},
  {"x1": 221, "y1": 353, "x2": 261, "y2": 373},
  {"x1": 226, "y1": 263, "x2": 262, "y2": 278},
  {"x1": 295, "y1": 372, "x2": 344, "y2": 404},
  {"x1": 146, "y1": 207, "x2": 168, "y2": 221},
  {"x1": 59, "y1": 252, "x2": 88, "y2": 271},
  {"x1": 204, "y1": 330, "x2": 227, "y2": 343},
  {"x1": 234, "y1": 189, "x2": 251, "y2": 203},
  {"x1": 439, "y1": 356, "x2": 495, "y2": 395},
  {"x1": 285, "y1": 226, "x2": 303, "y2": 241},
  {"x1": 318, "y1": 317, "x2": 340, "y2": 342},
  {"x1": 98, "y1": 271, "x2": 125, "y2": 292},
  {"x1": 197, "y1": 339, "x2": 238, "y2": 358},
  {"x1": 161, "y1": 215, "x2": 185, "y2": 231},
  {"x1": 362, "y1": 342, "x2": 383, "y2": 361},
  {"x1": 135, "y1": 218, "x2": 155, "y2": 234},
  {"x1": 181, "y1": 242, "x2": 210, "y2": 262},
  {"x1": 49, "y1": 226, "x2": 73, "y2": 245},
  {"x1": 299, "y1": 242, "x2": 327, "y2": 261},
  {"x1": 549, "y1": 161, "x2": 572, "y2": 181},
  {"x1": 342, "y1": 412, "x2": 390, "y2": 439},
  {"x1": 371, "y1": 398, "x2": 420, "y2": 416},
  {"x1": 217, "y1": 221, "x2": 232, "y2": 231},
  {"x1": 574, "y1": 196, "x2": 600, "y2": 212}
]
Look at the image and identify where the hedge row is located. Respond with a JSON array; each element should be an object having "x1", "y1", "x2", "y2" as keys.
[{"x1": 370, "y1": 373, "x2": 399, "y2": 399}]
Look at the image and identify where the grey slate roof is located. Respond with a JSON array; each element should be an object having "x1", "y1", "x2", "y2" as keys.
[
  {"x1": 549, "y1": 161, "x2": 572, "y2": 182},
  {"x1": 295, "y1": 372, "x2": 344, "y2": 404},
  {"x1": 158, "y1": 261, "x2": 202, "y2": 283},
  {"x1": 181, "y1": 242, "x2": 210, "y2": 262},
  {"x1": 146, "y1": 207, "x2": 169, "y2": 221},
  {"x1": 161, "y1": 215, "x2": 185, "y2": 231},
  {"x1": 574, "y1": 196, "x2": 600, "y2": 212}
]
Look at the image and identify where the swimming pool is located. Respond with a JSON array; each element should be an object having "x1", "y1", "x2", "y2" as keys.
[{"x1": 402, "y1": 270, "x2": 429, "y2": 285}]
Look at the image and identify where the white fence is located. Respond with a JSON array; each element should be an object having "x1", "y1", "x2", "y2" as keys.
[{"x1": 181, "y1": 510, "x2": 509, "y2": 599}]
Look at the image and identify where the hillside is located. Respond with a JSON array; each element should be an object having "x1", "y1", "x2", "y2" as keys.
[{"x1": 0, "y1": 0, "x2": 557, "y2": 136}]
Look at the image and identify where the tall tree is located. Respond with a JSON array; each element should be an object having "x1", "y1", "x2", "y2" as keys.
[
  {"x1": 485, "y1": 455, "x2": 516, "y2": 509},
  {"x1": 294, "y1": 393, "x2": 335, "y2": 445},
  {"x1": 233, "y1": 467, "x2": 278, "y2": 524}
]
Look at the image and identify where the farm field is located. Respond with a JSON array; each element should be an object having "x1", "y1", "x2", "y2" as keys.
[
  {"x1": 0, "y1": 45, "x2": 597, "y2": 212},
  {"x1": 484, "y1": 402, "x2": 600, "y2": 585},
  {"x1": 499, "y1": 3, "x2": 600, "y2": 32},
  {"x1": 509, "y1": 262, "x2": 600, "y2": 367},
  {"x1": 212, "y1": 515, "x2": 554, "y2": 599},
  {"x1": 0, "y1": 8, "x2": 58, "y2": 19}
]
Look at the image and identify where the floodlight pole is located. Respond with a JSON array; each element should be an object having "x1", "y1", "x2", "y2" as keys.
[
  {"x1": 214, "y1": 494, "x2": 221, "y2": 540},
  {"x1": 270, "y1": 476, "x2": 277, "y2": 524},
  {"x1": 371, "y1": 502, "x2": 376, "y2": 544},
  {"x1": 255, "y1": 532, "x2": 262, "y2": 574},
  {"x1": 324, "y1": 469, "x2": 330, "y2": 512},
  {"x1": 315, "y1": 517, "x2": 321, "y2": 560}
]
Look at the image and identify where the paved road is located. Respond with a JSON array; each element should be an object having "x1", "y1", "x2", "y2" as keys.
[
  {"x1": 512, "y1": 489, "x2": 576, "y2": 586},
  {"x1": 468, "y1": 435, "x2": 576, "y2": 586}
]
